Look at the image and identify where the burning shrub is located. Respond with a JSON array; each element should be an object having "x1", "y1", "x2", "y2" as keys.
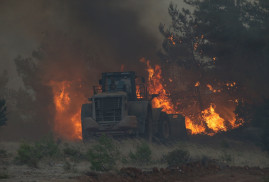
[
  {"x1": 141, "y1": 59, "x2": 243, "y2": 136},
  {"x1": 15, "y1": 135, "x2": 60, "y2": 167},
  {"x1": 129, "y1": 142, "x2": 152, "y2": 164},
  {"x1": 86, "y1": 135, "x2": 119, "y2": 171},
  {"x1": 165, "y1": 149, "x2": 190, "y2": 166}
]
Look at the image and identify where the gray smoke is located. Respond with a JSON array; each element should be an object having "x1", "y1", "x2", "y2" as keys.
[{"x1": 0, "y1": 0, "x2": 187, "y2": 140}]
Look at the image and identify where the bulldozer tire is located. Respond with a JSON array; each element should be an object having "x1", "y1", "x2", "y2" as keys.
[
  {"x1": 82, "y1": 130, "x2": 91, "y2": 142},
  {"x1": 81, "y1": 104, "x2": 92, "y2": 119},
  {"x1": 159, "y1": 114, "x2": 171, "y2": 141},
  {"x1": 81, "y1": 104, "x2": 92, "y2": 142},
  {"x1": 144, "y1": 107, "x2": 153, "y2": 142}
]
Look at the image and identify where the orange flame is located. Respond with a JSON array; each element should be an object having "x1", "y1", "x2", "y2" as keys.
[
  {"x1": 49, "y1": 81, "x2": 82, "y2": 140},
  {"x1": 226, "y1": 82, "x2": 236, "y2": 87},
  {"x1": 141, "y1": 58, "x2": 177, "y2": 114},
  {"x1": 168, "y1": 35, "x2": 176, "y2": 45},
  {"x1": 202, "y1": 104, "x2": 227, "y2": 133},
  {"x1": 136, "y1": 85, "x2": 144, "y2": 99},
  {"x1": 213, "y1": 57, "x2": 217, "y2": 61},
  {"x1": 207, "y1": 84, "x2": 221, "y2": 93},
  {"x1": 185, "y1": 117, "x2": 206, "y2": 134},
  {"x1": 141, "y1": 59, "x2": 243, "y2": 135}
]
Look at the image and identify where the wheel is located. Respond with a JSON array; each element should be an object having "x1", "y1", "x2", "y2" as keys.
[
  {"x1": 81, "y1": 104, "x2": 92, "y2": 120},
  {"x1": 144, "y1": 107, "x2": 153, "y2": 142},
  {"x1": 82, "y1": 128, "x2": 91, "y2": 142},
  {"x1": 159, "y1": 113, "x2": 171, "y2": 141},
  {"x1": 81, "y1": 104, "x2": 92, "y2": 141}
]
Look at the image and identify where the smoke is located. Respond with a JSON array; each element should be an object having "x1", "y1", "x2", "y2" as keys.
[
  {"x1": 0, "y1": 0, "x2": 190, "y2": 140},
  {"x1": 1, "y1": 0, "x2": 264, "y2": 140}
]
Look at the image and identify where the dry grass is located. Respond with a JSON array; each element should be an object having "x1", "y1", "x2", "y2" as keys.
[
  {"x1": 110, "y1": 137, "x2": 269, "y2": 168},
  {"x1": 0, "y1": 136, "x2": 268, "y2": 177},
  {"x1": 0, "y1": 136, "x2": 268, "y2": 182}
]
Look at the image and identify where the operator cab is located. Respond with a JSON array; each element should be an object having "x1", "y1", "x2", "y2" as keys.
[
  {"x1": 99, "y1": 72, "x2": 137, "y2": 101},
  {"x1": 92, "y1": 71, "x2": 147, "y2": 101}
]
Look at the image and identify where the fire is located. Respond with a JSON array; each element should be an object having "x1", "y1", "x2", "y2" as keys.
[
  {"x1": 202, "y1": 104, "x2": 227, "y2": 133},
  {"x1": 141, "y1": 58, "x2": 177, "y2": 114},
  {"x1": 226, "y1": 82, "x2": 236, "y2": 87},
  {"x1": 207, "y1": 84, "x2": 221, "y2": 93},
  {"x1": 136, "y1": 85, "x2": 143, "y2": 99},
  {"x1": 168, "y1": 35, "x2": 176, "y2": 45},
  {"x1": 185, "y1": 117, "x2": 206, "y2": 134},
  {"x1": 49, "y1": 81, "x2": 83, "y2": 140},
  {"x1": 185, "y1": 104, "x2": 237, "y2": 136},
  {"x1": 141, "y1": 59, "x2": 243, "y2": 135},
  {"x1": 54, "y1": 82, "x2": 71, "y2": 111},
  {"x1": 213, "y1": 57, "x2": 217, "y2": 61}
]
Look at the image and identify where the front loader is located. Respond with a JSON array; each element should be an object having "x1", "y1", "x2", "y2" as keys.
[{"x1": 81, "y1": 71, "x2": 187, "y2": 141}]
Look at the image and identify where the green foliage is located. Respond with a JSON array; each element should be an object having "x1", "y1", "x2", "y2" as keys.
[
  {"x1": 63, "y1": 144, "x2": 83, "y2": 161},
  {"x1": 129, "y1": 142, "x2": 152, "y2": 164},
  {"x1": 165, "y1": 149, "x2": 190, "y2": 166},
  {"x1": 15, "y1": 136, "x2": 59, "y2": 167},
  {"x1": 86, "y1": 135, "x2": 119, "y2": 171},
  {"x1": 0, "y1": 99, "x2": 7, "y2": 126},
  {"x1": 15, "y1": 142, "x2": 40, "y2": 167},
  {"x1": 34, "y1": 136, "x2": 60, "y2": 158}
]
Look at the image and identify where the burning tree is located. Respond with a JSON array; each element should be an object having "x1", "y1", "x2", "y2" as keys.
[
  {"x1": 160, "y1": 0, "x2": 269, "y2": 99},
  {"x1": 153, "y1": 0, "x2": 269, "y2": 137},
  {"x1": 153, "y1": 0, "x2": 269, "y2": 135}
]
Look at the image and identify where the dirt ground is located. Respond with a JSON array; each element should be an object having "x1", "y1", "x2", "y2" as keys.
[
  {"x1": 1, "y1": 158, "x2": 269, "y2": 182},
  {"x1": 1, "y1": 138, "x2": 269, "y2": 182},
  {"x1": 77, "y1": 166, "x2": 269, "y2": 182}
]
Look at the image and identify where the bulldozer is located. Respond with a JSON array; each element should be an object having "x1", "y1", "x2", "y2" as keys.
[{"x1": 81, "y1": 71, "x2": 187, "y2": 141}]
